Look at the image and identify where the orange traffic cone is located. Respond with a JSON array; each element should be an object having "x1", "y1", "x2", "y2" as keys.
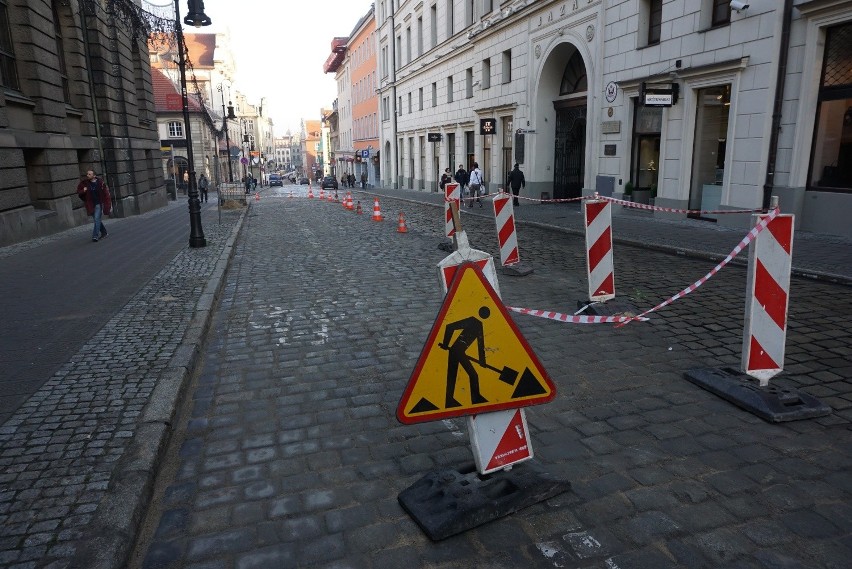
[
  {"x1": 372, "y1": 198, "x2": 383, "y2": 221},
  {"x1": 345, "y1": 192, "x2": 353, "y2": 210},
  {"x1": 255, "y1": 192, "x2": 260, "y2": 201},
  {"x1": 397, "y1": 212, "x2": 408, "y2": 233},
  {"x1": 319, "y1": 189, "x2": 325, "y2": 200},
  {"x1": 355, "y1": 201, "x2": 363, "y2": 214},
  {"x1": 308, "y1": 187, "x2": 314, "y2": 199}
]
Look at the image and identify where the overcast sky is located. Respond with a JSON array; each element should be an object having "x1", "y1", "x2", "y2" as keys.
[{"x1": 174, "y1": 0, "x2": 375, "y2": 135}]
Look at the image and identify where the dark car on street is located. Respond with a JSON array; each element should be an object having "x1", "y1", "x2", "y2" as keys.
[
  {"x1": 269, "y1": 174, "x2": 283, "y2": 186},
  {"x1": 321, "y1": 176, "x2": 338, "y2": 191}
]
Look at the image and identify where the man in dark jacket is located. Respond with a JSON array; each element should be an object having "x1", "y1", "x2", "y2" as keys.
[
  {"x1": 454, "y1": 164, "x2": 468, "y2": 197},
  {"x1": 507, "y1": 163, "x2": 525, "y2": 206},
  {"x1": 440, "y1": 167, "x2": 453, "y2": 191},
  {"x1": 76, "y1": 170, "x2": 112, "y2": 242}
]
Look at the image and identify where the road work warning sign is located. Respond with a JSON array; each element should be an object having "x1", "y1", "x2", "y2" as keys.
[{"x1": 397, "y1": 262, "x2": 556, "y2": 424}]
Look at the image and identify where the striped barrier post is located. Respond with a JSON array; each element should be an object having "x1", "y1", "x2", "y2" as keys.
[
  {"x1": 445, "y1": 182, "x2": 460, "y2": 238},
  {"x1": 492, "y1": 193, "x2": 520, "y2": 266},
  {"x1": 742, "y1": 209, "x2": 794, "y2": 386},
  {"x1": 584, "y1": 197, "x2": 615, "y2": 302}
]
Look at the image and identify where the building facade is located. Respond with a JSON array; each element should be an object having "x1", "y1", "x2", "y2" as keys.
[
  {"x1": 375, "y1": 0, "x2": 852, "y2": 238},
  {"x1": 0, "y1": 0, "x2": 166, "y2": 246}
]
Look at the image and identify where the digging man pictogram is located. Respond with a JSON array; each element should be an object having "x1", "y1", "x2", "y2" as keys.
[{"x1": 438, "y1": 306, "x2": 491, "y2": 408}]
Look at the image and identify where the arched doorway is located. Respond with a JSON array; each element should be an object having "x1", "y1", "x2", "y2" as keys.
[{"x1": 553, "y1": 50, "x2": 588, "y2": 200}]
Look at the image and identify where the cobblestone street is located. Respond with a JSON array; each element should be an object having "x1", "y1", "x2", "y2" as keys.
[{"x1": 127, "y1": 192, "x2": 851, "y2": 569}]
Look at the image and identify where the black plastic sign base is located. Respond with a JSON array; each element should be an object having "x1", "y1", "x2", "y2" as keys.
[
  {"x1": 576, "y1": 298, "x2": 640, "y2": 318},
  {"x1": 500, "y1": 262, "x2": 534, "y2": 276},
  {"x1": 398, "y1": 461, "x2": 571, "y2": 541},
  {"x1": 684, "y1": 367, "x2": 832, "y2": 423}
]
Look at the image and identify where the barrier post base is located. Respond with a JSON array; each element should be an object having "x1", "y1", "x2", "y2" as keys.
[
  {"x1": 576, "y1": 299, "x2": 639, "y2": 318},
  {"x1": 438, "y1": 240, "x2": 455, "y2": 253},
  {"x1": 398, "y1": 461, "x2": 570, "y2": 541},
  {"x1": 684, "y1": 367, "x2": 832, "y2": 423},
  {"x1": 500, "y1": 262, "x2": 534, "y2": 276}
]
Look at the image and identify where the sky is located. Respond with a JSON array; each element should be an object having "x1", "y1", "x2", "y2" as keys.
[{"x1": 190, "y1": 0, "x2": 375, "y2": 135}]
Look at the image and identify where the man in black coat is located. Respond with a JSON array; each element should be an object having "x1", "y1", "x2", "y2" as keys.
[{"x1": 507, "y1": 163, "x2": 525, "y2": 206}]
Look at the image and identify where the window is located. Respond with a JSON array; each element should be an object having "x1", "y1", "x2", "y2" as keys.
[
  {"x1": 711, "y1": 0, "x2": 731, "y2": 27},
  {"x1": 0, "y1": 0, "x2": 20, "y2": 90},
  {"x1": 382, "y1": 46, "x2": 388, "y2": 78},
  {"x1": 502, "y1": 50, "x2": 511, "y2": 84},
  {"x1": 419, "y1": 87, "x2": 423, "y2": 111},
  {"x1": 417, "y1": 16, "x2": 423, "y2": 57},
  {"x1": 430, "y1": 5, "x2": 437, "y2": 48},
  {"x1": 466, "y1": 0, "x2": 474, "y2": 27},
  {"x1": 809, "y1": 23, "x2": 852, "y2": 192},
  {"x1": 446, "y1": 0, "x2": 453, "y2": 38},
  {"x1": 648, "y1": 0, "x2": 662, "y2": 45},
  {"x1": 432, "y1": 82, "x2": 437, "y2": 107},
  {"x1": 447, "y1": 133, "x2": 456, "y2": 170},
  {"x1": 688, "y1": 85, "x2": 731, "y2": 215},
  {"x1": 168, "y1": 121, "x2": 184, "y2": 138},
  {"x1": 447, "y1": 76, "x2": 453, "y2": 103},
  {"x1": 399, "y1": 95, "x2": 403, "y2": 115},
  {"x1": 482, "y1": 58, "x2": 491, "y2": 90},
  {"x1": 52, "y1": 1, "x2": 70, "y2": 103},
  {"x1": 483, "y1": 0, "x2": 493, "y2": 13},
  {"x1": 408, "y1": 91, "x2": 412, "y2": 113},
  {"x1": 396, "y1": 35, "x2": 401, "y2": 68},
  {"x1": 466, "y1": 67, "x2": 473, "y2": 98}
]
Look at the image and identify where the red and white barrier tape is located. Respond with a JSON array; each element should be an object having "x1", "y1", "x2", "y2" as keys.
[
  {"x1": 507, "y1": 208, "x2": 780, "y2": 326},
  {"x1": 598, "y1": 195, "x2": 762, "y2": 216}
]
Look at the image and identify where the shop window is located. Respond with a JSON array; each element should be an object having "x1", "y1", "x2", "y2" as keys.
[
  {"x1": 688, "y1": 85, "x2": 731, "y2": 219},
  {"x1": 809, "y1": 23, "x2": 852, "y2": 192},
  {"x1": 630, "y1": 105, "x2": 662, "y2": 202}
]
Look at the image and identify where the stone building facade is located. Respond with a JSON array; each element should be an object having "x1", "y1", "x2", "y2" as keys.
[
  {"x1": 0, "y1": 0, "x2": 166, "y2": 246},
  {"x1": 375, "y1": 0, "x2": 852, "y2": 238}
]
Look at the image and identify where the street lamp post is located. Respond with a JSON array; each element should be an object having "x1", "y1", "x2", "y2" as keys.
[
  {"x1": 217, "y1": 82, "x2": 235, "y2": 182},
  {"x1": 175, "y1": 0, "x2": 211, "y2": 248}
]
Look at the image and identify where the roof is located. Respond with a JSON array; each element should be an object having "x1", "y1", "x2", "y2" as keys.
[
  {"x1": 183, "y1": 33, "x2": 216, "y2": 68},
  {"x1": 151, "y1": 68, "x2": 204, "y2": 113}
]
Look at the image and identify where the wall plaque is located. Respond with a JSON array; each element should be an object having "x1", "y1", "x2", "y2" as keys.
[{"x1": 601, "y1": 121, "x2": 621, "y2": 134}]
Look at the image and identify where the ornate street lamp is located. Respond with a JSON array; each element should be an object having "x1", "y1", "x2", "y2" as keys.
[
  {"x1": 216, "y1": 82, "x2": 236, "y2": 182},
  {"x1": 175, "y1": 0, "x2": 211, "y2": 248}
]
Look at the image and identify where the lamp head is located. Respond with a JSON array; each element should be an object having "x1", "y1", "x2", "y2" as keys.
[{"x1": 184, "y1": 0, "x2": 212, "y2": 27}]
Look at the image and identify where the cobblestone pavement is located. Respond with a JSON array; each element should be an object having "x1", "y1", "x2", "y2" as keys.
[
  {"x1": 129, "y1": 190, "x2": 850, "y2": 569},
  {"x1": 0, "y1": 203, "x2": 244, "y2": 569}
]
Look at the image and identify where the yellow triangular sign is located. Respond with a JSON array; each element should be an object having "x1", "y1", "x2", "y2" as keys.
[{"x1": 397, "y1": 262, "x2": 556, "y2": 424}]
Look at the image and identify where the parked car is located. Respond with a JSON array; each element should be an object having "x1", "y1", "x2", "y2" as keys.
[
  {"x1": 299, "y1": 177, "x2": 309, "y2": 185},
  {"x1": 321, "y1": 176, "x2": 338, "y2": 191},
  {"x1": 269, "y1": 174, "x2": 283, "y2": 186}
]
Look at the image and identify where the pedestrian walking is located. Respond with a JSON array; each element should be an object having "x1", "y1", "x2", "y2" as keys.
[
  {"x1": 361, "y1": 171, "x2": 367, "y2": 189},
  {"x1": 76, "y1": 170, "x2": 111, "y2": 242},
  {"x1": 198, "y1": 174, "x2": 209, "y2": 203},
  {"x1": 440, "y1": 167, "x2": 453, "y2": 191},
  {"x1": 244, "y1": 175, "x2": 251, "y2": 194},
  {"x1": 468, "y1": 162, "x2": 484, "y2": 208},
  {"x1": 507, "y1": 163, "x2": 525, "y2": 206},
  {"x1": 454, "y1": 164, "x2": 469, "y2": 205}
]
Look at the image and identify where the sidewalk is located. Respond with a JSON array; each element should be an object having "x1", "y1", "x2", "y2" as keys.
[{"x1": 356, "y1": 186, "x2": 852, "y2": 285}]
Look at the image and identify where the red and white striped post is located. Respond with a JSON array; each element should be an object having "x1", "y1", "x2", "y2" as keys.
[
  {"x1": 445, "y1": 182, "x2": 460, "y2": 238},
  {"x1": 584, "y1": 196, "x2": 615, "y2": 302},
  {"x1": 492, "y1": 192, "x2": 520, "y2": 266},
  {"x1": 742, "y1": 201, "x2": 794, "y2": 386}
]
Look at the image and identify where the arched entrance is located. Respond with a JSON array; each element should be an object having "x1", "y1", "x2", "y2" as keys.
[{"x1": 535, "y1": 42, "x2": 589, "y2": 200}]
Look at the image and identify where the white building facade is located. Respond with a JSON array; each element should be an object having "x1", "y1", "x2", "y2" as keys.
[{"x1": 375, "y1": 0, "x2": 852, "y2": 238}]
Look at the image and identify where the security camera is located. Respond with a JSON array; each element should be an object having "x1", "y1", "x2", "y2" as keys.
[{"x1": 730, "y1": 1, "x2": 749, "y2": 11}]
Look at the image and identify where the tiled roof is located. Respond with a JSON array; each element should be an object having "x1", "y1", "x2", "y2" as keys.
[{"x1": 151, "y1": 68, "x2": 203, "y2": 113}]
